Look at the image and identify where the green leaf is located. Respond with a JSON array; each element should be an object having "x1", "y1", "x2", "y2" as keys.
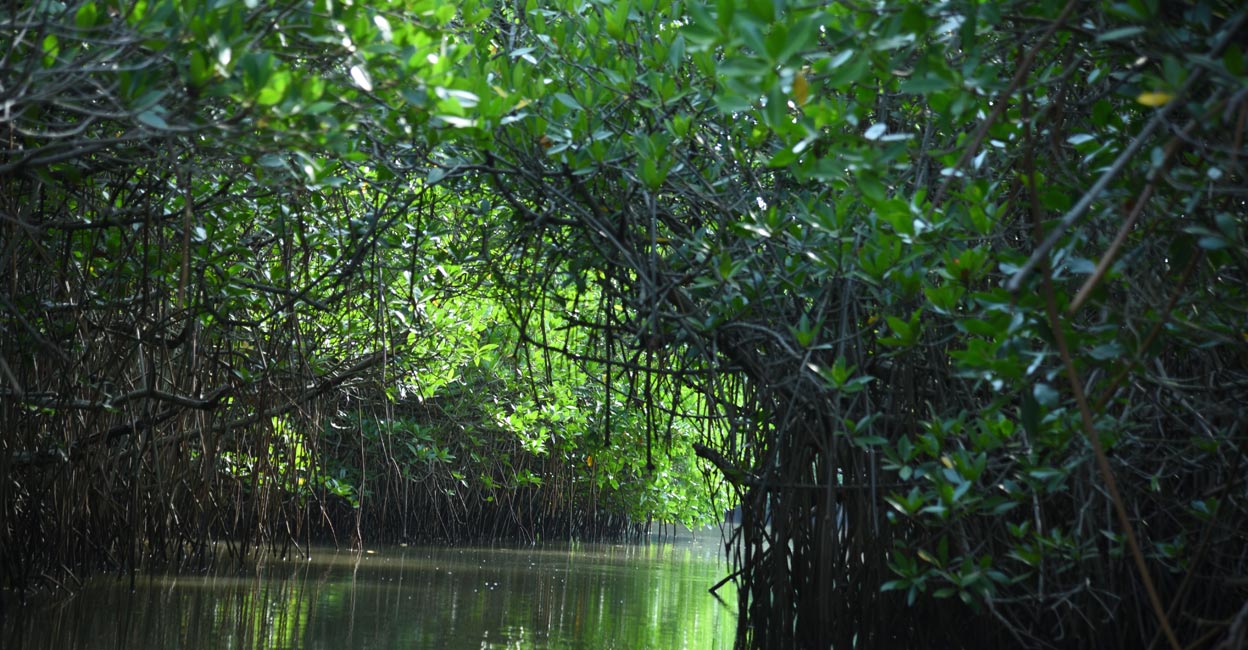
[
  {"x1": 1088, "y1": 341, "x2": 1124, "y2": 360},
  {"x1": 923, "y1": 283, "x2": 964, "y2": 314},
  {"x1": 1033, "y1": 383, "x2": 1059, "y2": 407},
  {"x1": 1096, "y1": 26, "x2": 1146, "y2": 42},
  {"x1": 1225, "y1": 43, "x2": 1245, "y2": 77},
  {"x1": 667, "y1": 33, "x2": 686, "y2": 68},
  {"x1": 605, "y1": 0, "x2": 630, "y2": 39},
  {"x1": 1028, "y1": 468, "x2": 1064, "y2": 481},
  {"x1": 899, "y1": 75, "x2": 952, "y2": 94},
  {"x1": 886, "y1": 315, "x2": 911, "y2": 341},
  {"x1": 825, "y1": 51, "x2": 869, "y2": 89},
  {"x1": 1214, "y1": 213, "x2": 1237, "y2": 238},
  {"x1": 257, "y1": 154, "x2": 286, "y2": 168},
  {"x1": 137, "y1": 110, "x2": 168, "y2": 129},
  {"x1": 1197, "y1": 235, "x2": 1229, "y2": 250},
  {"x1": 256, "y1": 70, "x2": 290, "y2": 106},
  {"x1": 790, "y1": 313, "x2": 818, "y2": 347},
  {"x1": 242, "y1": 52, "x2": 273, "y2": 92},
  {"x1": 872, "y1": 33, "x2": 915, "y2": 51},
  {"x1": 763, "y1": 84, "x2": 787, "y2": 130},
  {"x1": 350, "y1": 65, "x2": 373, "y2": 92},
  {"x1": 41, "y1": 34, "x2": 59, "y2": 67},
  {"x1": 768, "y1": 146, "x2": 800, "y2": 168},
  {"x1": 553, "y1": 93, "x2": 582, "y2": 111},
  {"x1": 719, "y1": 56, "x2": 771, "y2": 78},
  {"x1": 639, "y1": 157, "x2": 667, "y2": 190},
  {"x1": 189, "y1": 50, "x2": 211, "y2": 86},
  {"x1": 75, "y1": 1, "x2": 98, "y2": 28},
  {"x1": 1020, "y1": 388, "x2": 1040, "y2": 438},
  {"x1": 682, "y1": 2, "x2": 720, "y2": 44},
  {"x1": 780, "y1": 19, "x2": 819, "y2": 63},
  {"x1": 745, "y1": 0, "x2": 772, "y2": 21}
]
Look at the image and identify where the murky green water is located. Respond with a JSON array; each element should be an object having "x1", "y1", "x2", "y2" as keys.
[{"x1": 2, "y1": 539, "x2": 737, "y2": 649}]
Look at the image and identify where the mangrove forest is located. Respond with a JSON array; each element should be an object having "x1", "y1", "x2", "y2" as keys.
[{"x1": 2, "y1": 0, "x2": 1247, "y2": 647}]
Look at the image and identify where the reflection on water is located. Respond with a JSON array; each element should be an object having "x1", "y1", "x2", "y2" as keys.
[{"x1": 3, "y1": 540, "x2": 737, "y2": 649}]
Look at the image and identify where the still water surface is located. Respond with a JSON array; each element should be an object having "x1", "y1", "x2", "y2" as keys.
[{"x1": 3, "y1": 539, "x2": 737, "y2": 649}]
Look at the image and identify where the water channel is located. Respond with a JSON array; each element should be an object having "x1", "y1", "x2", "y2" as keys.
[{"x1": 2, "y1": 533, "x2": 737, "y2": 649}]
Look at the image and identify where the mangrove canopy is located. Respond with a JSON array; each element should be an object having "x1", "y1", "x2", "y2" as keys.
[{"x1": 2, "y1": 0, "x2": 1247, "y2": 647}]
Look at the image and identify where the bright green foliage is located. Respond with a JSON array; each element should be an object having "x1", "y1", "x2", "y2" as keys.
[
  {"x1": 424, "y1": 0, "x2": 1248, "y2": 647},
  {"x1": 1, "y1": 0, "x2": 723, "y2": 580}
]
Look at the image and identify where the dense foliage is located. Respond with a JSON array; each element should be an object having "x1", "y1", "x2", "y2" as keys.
[
  {"x1": 0, "y1": 0, "x2": 722, "y2": 593},
  {"x1": 3, "y1": 0, "x2": 1247, "y2": 648}
]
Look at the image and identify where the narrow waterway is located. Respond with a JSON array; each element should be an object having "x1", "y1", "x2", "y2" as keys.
[{"x1": 2, "y1": 536, "x2": 737, "y2": 649}]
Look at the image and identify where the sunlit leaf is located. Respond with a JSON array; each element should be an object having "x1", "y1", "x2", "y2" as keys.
[
  {"x1": 1135, "y1": 91, "x2": 1173, "y2": 107},
  {"x1": 792, "y1": 70, "x2": 809, "y2": 106},
  {"x1": 350, "y1": 65, "x2": 373, "y2": 92}
]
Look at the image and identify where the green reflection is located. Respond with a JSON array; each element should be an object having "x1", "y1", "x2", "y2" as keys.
[{"x1": 2, "y1": 541, "x2": 737, "y2": 650}]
